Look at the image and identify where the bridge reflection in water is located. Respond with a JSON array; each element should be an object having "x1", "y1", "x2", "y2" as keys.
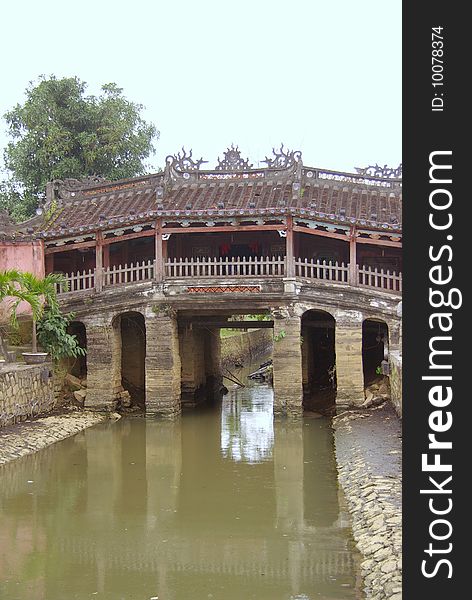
[{"x1": 0, "y1": 381, "x2": 362, "y2": 600}]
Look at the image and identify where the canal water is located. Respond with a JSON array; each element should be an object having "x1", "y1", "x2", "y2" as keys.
[{"x1": 0, "y1": 369, "x2": 362, "y2": 600}]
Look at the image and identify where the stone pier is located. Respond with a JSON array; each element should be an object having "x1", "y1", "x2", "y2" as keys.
[
  {"x1": 204, "y1": 328, "x2": 223, "y2": 401},
  {"x1": 145, "y1": 307, "x2": 181, "y2": 417},
  {"x1": 179, "y1": 326, "x2": 206, "y2": 405},
  {"x1": 272, "y1": 311, "x2": 303, "y2": 416},
  {"x1": 334, "y1": 311, "x2": 365, "y2": 406},
  {"x1": 84, "y1": 319, "x2": 121, "y2": 411}
]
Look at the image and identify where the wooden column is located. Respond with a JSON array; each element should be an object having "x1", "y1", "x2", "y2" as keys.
[
  {"x1": 155, "y1": 219, "x2": 163, "y2": 282},
  {"x1": 95, "y1": 232, "x2": 103, "y2": 292},
  {"x1": 349, "y1": 228, "x2": 358, "y2": 286},
  {"x1": 286, "y1": 216, "x2": 295, "y2": 278}
]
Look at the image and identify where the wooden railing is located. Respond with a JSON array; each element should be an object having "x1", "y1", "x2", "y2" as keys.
[
  {"x1": 295, "y1": 258, "x2": 349, "y2": 284},
  {"x1": 165, "y1": 256, "x2": 285, "y2": 278},
  {"x1": 55, "y1": 269, "x2": 95, "y2": 293},
  {"x1": 104, "y1": 260, "x2": 154, "y2": 287},
  {"x1": 358, "y1": 265, "x2": 402, "y2": 293},
  {"x1": 55, "y1": 257, "x2": 402, "y2": 295}
]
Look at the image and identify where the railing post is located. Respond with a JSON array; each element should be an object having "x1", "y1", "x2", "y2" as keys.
[
  {"x1": 349, "y1": 228, "x2": 358, "y2": 286},
  {"x1": 155, "y1": 219, "x2": 163, "y2": 283}
]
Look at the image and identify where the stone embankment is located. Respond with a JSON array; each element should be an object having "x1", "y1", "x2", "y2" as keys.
[
  {"x1": 333, "y1": 403, "x2": 402, "y2": 600},
  {"x1": 0, "y1": 409, "x2": 118, "y2": 466},
  {"x1": 0, "y1": 362, "x2": 55, "y2": 427},
  {"x1": 221, "y1": 328, "x2": 273, "y2": 368}
]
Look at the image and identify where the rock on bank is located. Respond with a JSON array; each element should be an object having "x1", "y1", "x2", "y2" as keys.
[{"x1": 333, "y1": 403, "x2": 402, "y2": 600}]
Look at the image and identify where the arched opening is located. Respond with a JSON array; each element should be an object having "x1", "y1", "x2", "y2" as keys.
[
  {"x1": 301, "y1": 310, "x2": 336, "y2": 412},
  {"x1": 119, "y1": 312, "x2": 146, "y2": 409},
  {"x1": 362, "y1": 319, "x2": 389, "y2": 387},
  {"x1": 66, "y1": 321, "x2": 87, "y2": 379}
]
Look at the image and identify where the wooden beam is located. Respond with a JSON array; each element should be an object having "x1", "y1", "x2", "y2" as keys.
[
  {"x1": 45, "y1": 240, "x2": 96, "y2": 254},
  {"x1": 293, "y1": 225, "x2": 349, "y2": 242},
  {"x1": 102, "y1": 228, "x2": 155, "y2": 245},
  {"x1": 162, "y1": 224, "x2": 284, "y2": 234},
  {"x1": 356, "y1": 236, "x2": 402, "y2": 248}
]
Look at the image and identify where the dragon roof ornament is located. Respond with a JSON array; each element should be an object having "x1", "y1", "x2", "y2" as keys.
[
  {"x1": 165, "y1": 147, "x2": 208, "y2": 172},
  {"x1": 355, "y1": 163, "x2": 402, "y2": 179},
  {"x1": 262, "y1": 144, "x2": 302, "y2": 169},
  {"x1": 215, "y1": 145, "x2": 253, "y2": 171}
]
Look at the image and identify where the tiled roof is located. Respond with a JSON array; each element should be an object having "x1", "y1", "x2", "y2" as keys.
[
  {"x1": 40, "y1": 180, "x2": 401, "y2": 241},
  {"x1": 4, "y1": 151, "x2": 402, "y2": 240}
]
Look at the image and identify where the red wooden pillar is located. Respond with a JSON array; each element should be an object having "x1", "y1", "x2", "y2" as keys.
[
  {"x1": 286, "y1": 216, "x2": 295, "y2": 277},
  {"x1": 349, "y1": 227, "x2": 358, "y2": 286},
  {"x1": 95, "y1": 232, "x2": 103, "y2": 292},
  {"x1": 155, "y1": 219, "x2": 163, "y2": 282}
]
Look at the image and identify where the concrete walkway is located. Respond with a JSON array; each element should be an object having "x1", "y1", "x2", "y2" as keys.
[
  {"x1": 0, "y1": 409, "x2": 115, "y2": 466},
  {"x1": 333, "y1": 403, "x2": 402, "y2": 600}
]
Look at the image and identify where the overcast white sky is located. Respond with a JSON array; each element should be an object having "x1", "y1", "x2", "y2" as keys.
[{"x1": 1, "y1": 0, "x2": 401, "y2": 174}]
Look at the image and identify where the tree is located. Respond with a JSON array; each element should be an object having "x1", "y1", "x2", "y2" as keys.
[{"x1": 2, "y1": 76, "x2": 159, "y2": 219}]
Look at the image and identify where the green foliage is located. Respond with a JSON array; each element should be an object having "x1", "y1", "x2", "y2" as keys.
[
  {"x1": 0, "y1": 180, "x2": 37, "y2": 222},
  {"x1": 36, "y1": 308, "x2": 86, "y2": 362},
  {"x1": 2, "y1": 75, "x2": 159, "y2": 219},
  {"x1": 1, "y1": 270, "x2": 68, "y2": 357},
  {"x1": 274, "y1": 329, "x2": 286, "y2": 342}
]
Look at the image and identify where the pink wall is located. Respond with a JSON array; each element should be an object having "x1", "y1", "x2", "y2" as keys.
[
  {"x1": 0, "y1": 241, "x2": 45, "y2": 317},
  {"x1": 0, "y1": 241, "x2": 45, "y2": 277}
]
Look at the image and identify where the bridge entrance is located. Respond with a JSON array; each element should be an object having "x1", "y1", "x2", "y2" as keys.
[
  {"x1": 362, "y1": 319, "x2": 389, "y2": 386},
  {"x1": 301, "y1": 310, "x2": 336, "y2": 412},
  {"x1": 177, "y1": 313, "x2": 273, "y2": 408},
  {"x1": 66, "y1": 321, "x2": 87, "y2": 379},
  {"x1": 119, "y1": 312, "x2": 146, "y2": 408}
]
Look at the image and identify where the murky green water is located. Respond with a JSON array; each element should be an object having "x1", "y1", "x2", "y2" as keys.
[{"x1": 0, "y1": 379, "x2": 361, "y2": 600}]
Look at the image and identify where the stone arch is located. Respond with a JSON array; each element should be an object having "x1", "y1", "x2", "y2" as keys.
[
  {"x1": 362, "y1": 317, "x2": 389, "y2": 387},
  {"x1": 66, "y1": 320, "x2": 87, "y2": 379},
  {"x1": 301, "y1": 308, "x2": 336, "y2": 411},
  {"x1": 112, "y1": 311, "x2": 147, "y2": 409}
]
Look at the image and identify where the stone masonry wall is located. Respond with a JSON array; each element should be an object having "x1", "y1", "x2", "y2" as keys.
[
  {"x1": 220, "y1": 328, "x2": 273, "y2": 368},
  {"x1": 0, "y1": 363, "x2": 55, "y2": 427},
  {"x1": 389, "y1": 351, "x2": 402, "y2": 417}
]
